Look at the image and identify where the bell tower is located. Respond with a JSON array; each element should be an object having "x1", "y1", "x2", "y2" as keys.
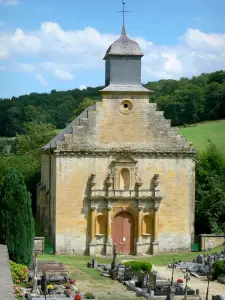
[{"x1": 101, "y1": 24, "x2": 150, "y2": 94}]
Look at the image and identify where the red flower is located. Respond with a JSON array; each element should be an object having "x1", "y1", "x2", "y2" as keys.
[
  {"x1": 177, "y1": 278, "x2": 184, "y2": 283},
  {"x1": 70, "y1": 279, "x2": 76, "y2": 284}
]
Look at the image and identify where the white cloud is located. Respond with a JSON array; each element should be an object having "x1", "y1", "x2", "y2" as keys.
[
  {"x1": 79, "y1": 84, "x2": 87, "y2": 90},
  {"x1": 0, "y1": 21, "x2": 225, "y2": 82},
  {"x1": 53, "y1": 69, "x2": 74, "y2": 81},
  {"x1": 36, "y1": 73, "x2": 47, "y2": 86},
  {"x1": 0, "y1": 0, "x2": 20, "y2": 6}
]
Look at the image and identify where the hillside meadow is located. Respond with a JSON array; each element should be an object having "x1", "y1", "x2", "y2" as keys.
[{"x1": 178, "y1": 119, "x2": 225, "y2": 155}]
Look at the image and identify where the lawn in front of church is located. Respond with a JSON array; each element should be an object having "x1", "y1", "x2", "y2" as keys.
[{"x1": 38, "y1": 245, "x2": 224, "y2": 299}]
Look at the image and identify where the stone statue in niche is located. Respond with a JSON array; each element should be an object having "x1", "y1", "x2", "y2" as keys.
[
  {"x1": 106, "y1": 173, "x2": 114, "y2": 189},
  {"x1": 136, "y1": 177, "x2": 143, "y2": 189}
]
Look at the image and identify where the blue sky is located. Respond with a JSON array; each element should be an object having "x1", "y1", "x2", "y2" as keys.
[{"x1": 0, "y1": 0, "x2": 225, "y2": 98}]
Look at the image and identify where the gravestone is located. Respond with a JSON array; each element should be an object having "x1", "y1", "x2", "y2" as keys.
[
  {"x1": 124, "y1": 266, "x2": 133, "y2": 281},
  {"x1": 117, "y1": 263, "x2": 126, "y2": 280},
  {"x1": 166, "y1": 285, "x2": 176, "y2": 300},
  {"x1": 148, "y1": 271, "x2": 157, "y2": 290},
  {"x1": 111, "y1": 244, "x2": 117, "y2": 270},
  {"x1": 212, "y1": 296, "x2": 225, "y2": 300},
  {"x1": 92, "y1": 258, "x2": 97, "y2": 269}
]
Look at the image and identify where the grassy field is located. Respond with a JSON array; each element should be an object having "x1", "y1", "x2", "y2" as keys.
[
  {"x1": 178, "y1": 119, "x2": 225, "y2": 154},
  {"x1": 38, "y1": 245, "x2": 224, "y2": 267}
]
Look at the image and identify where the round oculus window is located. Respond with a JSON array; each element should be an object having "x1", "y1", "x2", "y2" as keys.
[{"x1": 119, "y1": 100, "x2": 133, "y2": 114}]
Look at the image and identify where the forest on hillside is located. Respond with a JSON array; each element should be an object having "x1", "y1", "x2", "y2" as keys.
[{"x1": 0, "y1": 70, "x2": 225, "y2": 137}]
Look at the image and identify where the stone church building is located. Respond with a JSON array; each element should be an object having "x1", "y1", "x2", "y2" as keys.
[{"x1": 37, "y1": 25, "x2": 196, "y2": 255}]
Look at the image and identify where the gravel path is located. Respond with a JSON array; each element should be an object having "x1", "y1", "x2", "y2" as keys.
[{"x1": 152, "y1": 265, "x2": 225, "y2": 299}]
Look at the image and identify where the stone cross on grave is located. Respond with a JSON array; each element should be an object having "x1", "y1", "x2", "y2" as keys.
[
  {"x1": 33, "y1": 252, "x2": 38, "y2": 277},
  {"x1": 31, "y1": 252, "x2": 39, "y2": 296},
  {"x1": 170, "y1": 258, "x2": 176, "y2": 286},
  {"x1": 183, "y1": 268, "x2": 191, "y2": 300},
  {"x1": 111, "y1": 243, "x2": 118, "y2": 271}
]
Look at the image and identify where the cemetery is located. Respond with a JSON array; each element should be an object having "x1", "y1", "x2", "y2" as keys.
[{"x1": 1, "y1": 242, "x2": 225, "y2": 300}]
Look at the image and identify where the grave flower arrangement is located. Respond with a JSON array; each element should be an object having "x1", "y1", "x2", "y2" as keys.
[
  {"x1": 64, "y1": 289, "x2": 72, "y2": 297},
  {"x1": 47, "y1": 284, "x2": 53, "y2": 293},
  {"x1": 13, "y1": 285, "x2": 24, "y2": 300},
  {"x1": 69, "y1": 279, "x2": 76, "y2": 284},
  {"x1": 10, "y1": 260, "x2": 28, "y2": 284},
  {"x1": 74, "y1": 291, "x2": 82, "y2": 300},
  {"x1": 177, "y1": 278, "x2": 184, "y2": 284},
  {"x1": 65, "y1": 283, "x2": 71, "y2": 289}
]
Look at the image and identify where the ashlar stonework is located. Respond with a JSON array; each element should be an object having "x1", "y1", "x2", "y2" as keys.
[{"x1": 37, "y1": 24, "x2": 195, "y2": 256}]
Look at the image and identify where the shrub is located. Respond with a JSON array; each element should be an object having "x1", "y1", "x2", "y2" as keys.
[
  {"x1": 217, "y1": 276, "x2": 225, "y2": 284},
  {"x1": 85, "y1": 292, "x2": 95, "y2": 299},
  {"x1": 0, "y1": 168, "x2": 34, "y2": 265},
  {"x1": 10, "y1": 260, "x2": 28, "y2": 285},
  {"x1": 124, "y1": 261, "x2": 152, "y2": 272},
  {"x1": 212, "y1": 260, "x2": 225, "y2": 280}
]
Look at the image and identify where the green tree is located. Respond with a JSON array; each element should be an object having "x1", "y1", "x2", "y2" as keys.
[
  {"x1": 0, "y1": 167, "x2": 34, "y2": 265},
  {"x1": 195, "y1": 142, "x2": 225, "y2": 234},
  {"x1": 73, "y1": 97, "x2": 99, "y2": 118},
  {"x1": 204, "y1": 82, "x2": 225, "y2": 120},
  {"x1": 16, "y1": 122, "x2": 56, "y2": 156}
]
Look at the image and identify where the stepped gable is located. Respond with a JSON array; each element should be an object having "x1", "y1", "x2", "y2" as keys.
[{"x1": 42, "y1": 101, "x2": 195, "y2": 155}]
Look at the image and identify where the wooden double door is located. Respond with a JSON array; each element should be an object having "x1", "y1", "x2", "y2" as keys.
[{"x1": 112, "y1": 212, "x2": 134, "y2": 255}]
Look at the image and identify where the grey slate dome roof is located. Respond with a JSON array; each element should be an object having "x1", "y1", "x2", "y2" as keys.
[{"x1": 104, "y1": 25, "x2": 143, "y2": 59}]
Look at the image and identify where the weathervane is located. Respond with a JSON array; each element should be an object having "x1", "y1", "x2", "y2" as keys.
[{"x1": 117, "y1": 1, "x2": 131, "y2": 25}]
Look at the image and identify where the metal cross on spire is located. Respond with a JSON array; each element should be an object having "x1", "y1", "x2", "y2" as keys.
[{"x1": 117, "y1": 1, "x2": 131, "y2": 26}]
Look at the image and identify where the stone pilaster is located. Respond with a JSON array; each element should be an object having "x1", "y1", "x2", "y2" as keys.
[
  {"x1": 106, "y1": 200, "x2": 113, "y2": 255},
  {"x1": 152, "y1": 206, "x2": 159, "y2": 254},
  {"x1": 89, "y1": 206, "x2": 97, "y2": 256},
  {"x1": 136, "y1": 207, "x2": 143, "y2": 255}
]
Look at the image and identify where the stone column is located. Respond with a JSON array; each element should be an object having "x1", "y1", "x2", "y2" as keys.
[
  {"x1": 136, "y1": 207, "x2": 143, "y2": 255},
  {"x1": 89, "y1": 207, "x2": 96, "y2": 256},
  {"x1": 106, "y1": 207, "x2": 112, "y2": 255},
  {"x1": 152, "y1": 207, "x2": 159, "y2": 254}
]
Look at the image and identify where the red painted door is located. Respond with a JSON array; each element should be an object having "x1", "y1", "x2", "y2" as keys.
[{"x1": 112, "y1": 212, "x2": 134, "y2": 255}]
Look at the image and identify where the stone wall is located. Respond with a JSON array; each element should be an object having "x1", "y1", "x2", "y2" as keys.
[
  {"x1": 0, "y1": 244, "x2": 14, "y2": 300},
  {"x1": 200, "y1": 234, "x2": 225, "y2": 251}
]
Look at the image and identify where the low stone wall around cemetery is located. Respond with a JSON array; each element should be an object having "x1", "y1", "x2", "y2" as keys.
[
  {"x1": 0, "y1": 244, "x2": 14, "y2": 300},
  {"x1": 200, "y1": 234, "x2": 225, "y2": 251}
]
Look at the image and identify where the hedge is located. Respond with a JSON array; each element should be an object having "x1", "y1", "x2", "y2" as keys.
[
  {"x1": 212, "y1": 260, "x2": 225, "y2": 280},
  {"x1": 124, "y1": 261, "x2": 152, "y2": 272}
]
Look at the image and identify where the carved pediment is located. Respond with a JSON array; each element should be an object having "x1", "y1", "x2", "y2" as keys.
[{"x1": 112, "y1": 155, "x2": 137, "y2": 166}]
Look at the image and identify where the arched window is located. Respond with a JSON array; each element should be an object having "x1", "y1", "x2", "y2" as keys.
[
  {"x1": 96, "y1": 215, "x2": 105, "y2": 234},
  {"x1": 120, "y1": 168, "x2": 130, "y2": 190}
]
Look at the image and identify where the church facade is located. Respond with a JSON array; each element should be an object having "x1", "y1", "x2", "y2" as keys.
[{"x1": 37, "y1": 25, "x2": 196, "y2": 255}]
